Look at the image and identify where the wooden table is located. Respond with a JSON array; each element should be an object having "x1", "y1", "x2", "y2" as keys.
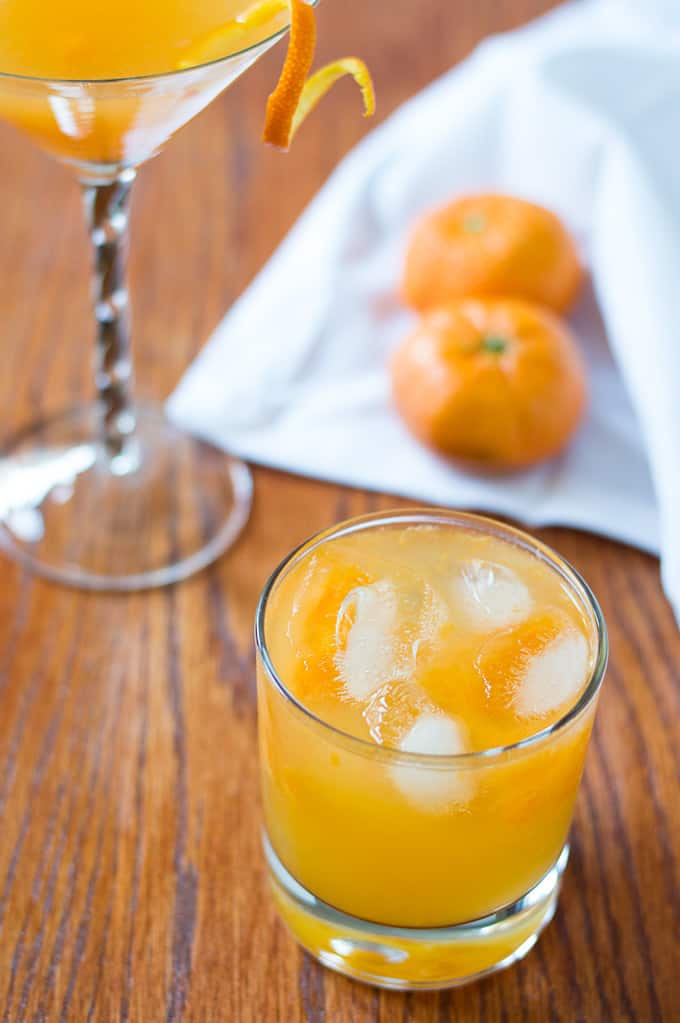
[{"x1": 1, "y1": 1, "x2": 678, "y2": 1019}]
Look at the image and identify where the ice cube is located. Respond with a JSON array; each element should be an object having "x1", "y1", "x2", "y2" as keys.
[
  {"x1": 400, "y1": 712, "x2": 467, "y2": 756},
  {"x1": 513, "y1": 630, "x2": 590, "y2": 718},
  {"x1": 391, "y1": 713, "x2": 474, "y2": 809},
  {"x1": 335, "y1": 581, "x2": 402, "y2": 700},
  {"x1": 456, "y1": 560, "x2": 532, "y2": 630},
  {"x1": 335, "y1": 579, "x2": 447, "y2": 702},
  {"x1": 362, "y1": 680, "x2": 431, "y2": 746}
]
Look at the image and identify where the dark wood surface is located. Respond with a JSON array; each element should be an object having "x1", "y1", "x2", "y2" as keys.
[{"x1": 1, "y1": 1, "x2": 678, "y2": 1019}]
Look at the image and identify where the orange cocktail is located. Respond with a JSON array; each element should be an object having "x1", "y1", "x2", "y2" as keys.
[
  {"x1": 0, "y1": 0, "x2": 278, "y2": 80},
  {"x1": 256, "y1": 510, "x2": 607, "y2": 989},
  {"x1": 0, "y1": 0, "x2": 290, "y2": 166},
  {"x1": 0, "y1": 0, "x2": 373, "y2": 592}
]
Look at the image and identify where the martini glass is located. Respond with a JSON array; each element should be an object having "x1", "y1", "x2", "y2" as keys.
[{"x1": 0, "y1": 7, "x2": 307, "y2": 590}]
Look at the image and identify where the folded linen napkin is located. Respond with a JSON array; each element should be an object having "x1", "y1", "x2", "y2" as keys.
[{"x1": 169, "y1": 0, "x2": 680, "y2": 624}]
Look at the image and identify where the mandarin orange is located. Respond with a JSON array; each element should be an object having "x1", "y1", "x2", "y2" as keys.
[
  {"x1": 403, "y1": 194, "x2": 583, "y2": 314},
  {"x1": 390, "y1": 297, "x2": 587, "y2": 469}
]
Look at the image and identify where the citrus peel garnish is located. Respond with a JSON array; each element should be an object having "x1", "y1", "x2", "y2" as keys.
[
  {"x1": 262, "y1": 0, "x2": 317, "y2": 148},
  {"x1": 177, "y1": 0, "x2": 290, "y2": 69},
  {"x1": 263, "y1": 0, "x2": 375, "y2": 149},
  {"x1": 287, "y1": 57, "x2": 376, "y2": 143},
  {"x1": 234, "y1": 0, "x2": 290, "y2": 31},
  {"x1": 176, "y1": 0, "x2": 375, "y2": 149}
]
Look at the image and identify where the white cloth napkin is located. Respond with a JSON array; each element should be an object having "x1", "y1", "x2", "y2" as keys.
[{"x1": 169, "y1": 0, "x2": 680, "y2": 624}]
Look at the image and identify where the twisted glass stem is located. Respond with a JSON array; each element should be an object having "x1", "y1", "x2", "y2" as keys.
[{"x1": 81, "y1": 169, "x2": 137, "y2": 468}]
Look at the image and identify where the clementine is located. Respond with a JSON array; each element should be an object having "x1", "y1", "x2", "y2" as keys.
[
  {"x1": 390, "y1": 298, "x2": 587, "y2": 469},
  {"x1": 402, "y1": 194, "x2": 583, "y2": 314}
]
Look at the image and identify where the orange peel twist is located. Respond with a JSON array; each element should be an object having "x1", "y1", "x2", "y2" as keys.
[
  {"x1": 263, "y1": 0, "x2": 375, "y2": 149},
  {"x1": 177, "y1": 0, "x2": 375, "y2": 149}
]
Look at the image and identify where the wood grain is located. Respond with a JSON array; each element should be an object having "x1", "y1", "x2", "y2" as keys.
[{"x1": 0, "y1": 1, "x2": 678, "y2": 1019}]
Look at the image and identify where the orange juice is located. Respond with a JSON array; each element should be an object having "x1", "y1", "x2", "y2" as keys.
[
  {"x1": 0, "y1": 0, "x2": 288, "y2": 167},
  {"x1": 257, "y1": 511, "x2": 606, "y2": 988},
  {"x1": 0, "y1": 0, "x2": 276, "y2": 80}
]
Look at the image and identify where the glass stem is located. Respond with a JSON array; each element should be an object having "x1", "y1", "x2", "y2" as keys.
[{"x1": 81, "y1": 168, "x2": 138, "y2": 468}]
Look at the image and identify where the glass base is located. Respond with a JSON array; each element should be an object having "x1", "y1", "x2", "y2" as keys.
[
  {"x1": 265, "y1": 836, "x2": 568, "y2": 991},
  {"x1": 0, "y1": 403, "x2": 252, "y2": 591}
]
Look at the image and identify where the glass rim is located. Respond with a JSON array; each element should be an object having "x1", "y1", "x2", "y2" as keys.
[
  {"x1": 0, "y1": 1, "x2": 320, "y2": 86},
  {"x1": 255, "y1": 508, "x2": 608, "y2": 767}
]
